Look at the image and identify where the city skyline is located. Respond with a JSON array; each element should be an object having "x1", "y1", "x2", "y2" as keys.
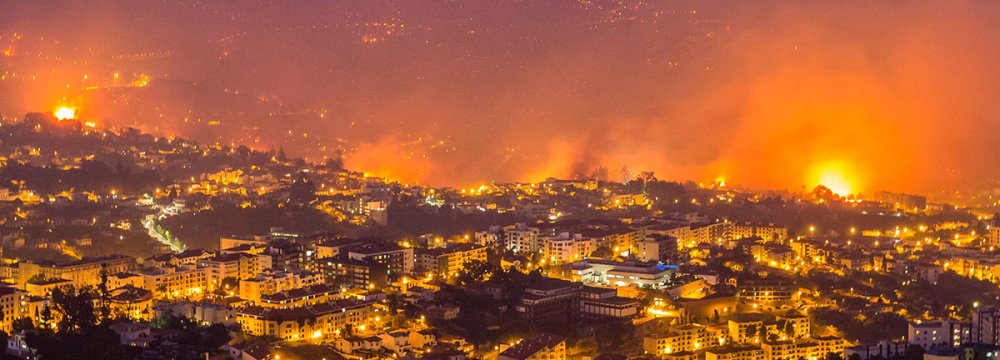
[{"x1": 2, "y1": 3, "x2": 1000, "y2": 360}]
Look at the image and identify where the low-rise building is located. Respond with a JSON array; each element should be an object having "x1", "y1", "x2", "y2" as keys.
[
  {"x1": 561, "y1": 259, "x2": 676, "y2": 289},
  {"x1": 498, "y1": 333, "x2": 566, "y2": 360}
]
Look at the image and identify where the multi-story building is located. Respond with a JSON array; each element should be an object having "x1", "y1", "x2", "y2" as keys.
[
  {"x1": 474, "y1": 227, "x2": 502, "y2": 247},
  {"x1": 652, "y1": 222, "x2": 735, "y2": 248},
  {"x1": 872, "y1": 191, "x2": 927, "y2": 213},
  {"x1": 144, "y1": 249, "x2": 213, "y2": 268},
  {"x1": 844, "y1": 341, "x2": 911, "y2": 360},
  {"x1": 15, "y1": 255, "x2": 138, "y2": 288},
  {"x1": 236, "y1": 300, "x2": 374, "y2": 341},
  {"x1": 635, "y1": 235, "x2": 678, "y2": 263},
  {"x1": 811, "y1": 336, "x2": 847, "y2": 359},
  {"x1": 498, "y1": 333, "x2": 566, "y2": 360},
  {"x1": 691, "y1": 222, "x2": 734, "y2": 246},
  {"x1": 312, "y1": 238, "x2": 364, "y2": 260},
  {"x1": 346, "y1": 243, "x2": 414, "y2": 278},
  {"x1": 415, "y1": 243, "x2": 487, "y2": 278},
  {"x1": 503, "y1": 223, "x2": 541, "y2": 254},
  {"x1": 762, "y1": 337, "x2": 845, "y2": 360},
  {"x1": 137, "y1": 265, "x2": 208, "y2": 298},
  {"x1": 651, "y1": 224, "x2": 693, "y2": 246},
  {"x1": 317, "y1": 256, "x2": 389, "y2": 289},
  {"x1": 644, "y1": 324, "x2": 713, "y2": 355},
  {"x1": 750, "y1": 244, "x2": 797, "y2": 270},
  {"x1": 154, "y1": 301, "x2": 237, "y2": 325},
  {"x1": 219, "y1": 235, "x2": 269, "y2": 251},
  {"x1": 239, "y1": 269, "x2": 324, "y2": 303},
  {"x1": 945, "y1": 255, "x2": 1000, "y2": 283},
  {"x1": 776, "y1": 312, "x2": 811, "y2": 340},
  {"x1": 578, "y1": 286, "x2": 639, "y2": 320},
  {"x1": 516, "y1": 278, "x2": 581, "y2": 326},
  {"x1": 582, "y1": 228, "x2": 642, "y2": 255},
  {"x1": 109, "y1": 285, "x2": 154, "y2": 321},
  {"x1": 908, "y1": 320, "x2": 972, "y2": 349},
  {"x1": 541, "y1": 233, "x2": 594, "y2": 265},
  {"x1": 24, "y1": 278, "x2": 74, "y2": 297},
  {"x1": 737, "y1": 279, "x2": 796, "y2": 305},
  {"x1": 729, "y1": 313, "x2": 768, "y2": 344},
  {"x1": 200, "y1": 252, "x2": 265, "y2": 289},
  {"x1": 259, "y1": 240, "x2": 314, "y2": 272},
  {"x1": 987, "y1": 225, "x2": 1000, "y2": 248},
  {"x1": 732, "y1": 223, "x2": 788, "y2": 243},
  {"x1": 705, "y1": 345, "x2": 765, "y2": 360},
  {"x1": 259, "y1": 284, "x2": 342, "y2": 309},
  {"x1": 0, "y1": 287, "x2": 27, "y2": 332},
  {"x1": 973, "y1": 307, "x2": 1000, "y2": 345}
]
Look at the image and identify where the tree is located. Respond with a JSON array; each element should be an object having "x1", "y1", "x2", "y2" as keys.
[
  {"x1": 324, "y1": 151, "x2": 344, "y2": 171},
  {"x1": 277, "y1": 146, "x2": 288, "y2": 162},
  {"x1": 219, "y1": 277, "x2": 239, "y2": 295},
  {"x1": 50, "y1": 287, "x2": 98, "y2": 332},
  {"x1": 288, "y1": 172, "x2": 316, "y2": 204},
  {"x1": 22, "y1": 286, "x2": 126, "y2": 360},
  {"x1": 745, "y1": 324, "x2": 758, "y2": 341},
  {"x1": 590, "y1": 246, "x2": 612, "y2": 259},
  {"x1": 456, "y1": 260, "x2": 494, "y2": 285},
  {"x1": 96, "y1": 271, "x2": 112, "y2": 324},
  {"x1": 597, "y1": 321, "x2": 633, "y2": 352}
]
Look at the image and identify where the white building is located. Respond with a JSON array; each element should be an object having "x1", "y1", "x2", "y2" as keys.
[
  {"x1": 503, "y1": 223, "x2": 541, "y2": 254},
  {"x1": 908, "y1": 321, "x2": 971, "y2": 350},
  {"x1": 564, "y1": 259, "x2": 676, "y2": 289},
  {"x1": 542, "y1": 232, "x2": 594, "y2": 264}
]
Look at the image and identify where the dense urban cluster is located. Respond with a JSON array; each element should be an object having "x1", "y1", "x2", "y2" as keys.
[{"x1": 1, "y1": 114, "x2": 1000, "y2": 360}]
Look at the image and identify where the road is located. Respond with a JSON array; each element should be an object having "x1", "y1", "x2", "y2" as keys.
[{"x1": 144, "y1": 216, "x2": 186, "y2": 253}]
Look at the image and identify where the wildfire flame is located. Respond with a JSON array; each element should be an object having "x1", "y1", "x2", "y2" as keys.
[
  {"x1": 814, "y1": 165, "x2": 854, "y2": 196},
  {"x1": 54, "y1": 106, "x2": 76, "y2": 121}
]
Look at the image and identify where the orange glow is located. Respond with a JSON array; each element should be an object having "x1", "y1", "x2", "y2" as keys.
[
  {"x1": 54, "y1": 106, "x2": 77, "y2": 121},
  {"x1": 811, "y1": 162, "x2": 855, "y2": 195}
]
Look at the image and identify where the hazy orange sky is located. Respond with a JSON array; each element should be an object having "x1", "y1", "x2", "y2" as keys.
[{"x1": 1, "y1": 1, "x2": 998, "y2": 195}]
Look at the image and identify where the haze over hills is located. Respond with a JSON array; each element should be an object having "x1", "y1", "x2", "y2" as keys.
[{"x1": 1, "y1": 1, "x2": 999, "y2": 195}]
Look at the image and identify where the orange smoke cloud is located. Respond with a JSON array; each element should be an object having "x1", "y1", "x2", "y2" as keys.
[
  {"x1": 344, "y1": 137, "x2": 434, "y2": 184},
  {"x1": 523, "y1": 1, "x2": 997, "y2": 195}
]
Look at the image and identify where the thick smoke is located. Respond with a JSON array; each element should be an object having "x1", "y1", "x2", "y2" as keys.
[{"x1": 1, "y1": 1, "x2": 998, "y2": 194}]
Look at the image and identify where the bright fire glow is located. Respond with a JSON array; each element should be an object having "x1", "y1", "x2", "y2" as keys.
[
  {"x1": 816, "y1": 166, "x2": 853, "y2": 196},
  {"x1": 54, "y1": 107, "x2": 76, "y2": 121}
]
